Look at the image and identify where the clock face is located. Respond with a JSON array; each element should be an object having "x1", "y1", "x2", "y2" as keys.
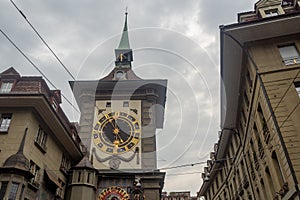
[
  {"x1": 93, "y1": 111, "x2": 141, "y2": 154},
  {"x1": 98, "y1": 186, "x2": 130, "y2": 200}
]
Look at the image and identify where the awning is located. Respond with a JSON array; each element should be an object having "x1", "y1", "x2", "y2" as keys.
[{"x1": 45, "y1": 169, "x2": 61, "y2": 188}]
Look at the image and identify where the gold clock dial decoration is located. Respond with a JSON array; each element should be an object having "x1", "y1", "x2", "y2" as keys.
[
  {"x1": 98, "y1": 186, "x2": 130, "y2": 200},
  {"x1": 93, "y1": 111, "x2": 141, "y2": 154}
]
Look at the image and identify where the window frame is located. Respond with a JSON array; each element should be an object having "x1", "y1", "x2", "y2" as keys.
[
  {"x1": 0, "y1": 113, "x2": 13, "y2": 133},
  {"x1": 8, "y1": 182, "x2": 19, "y2": 200},
  {"x1": 278, "y1": 44, "x2": 300, "y2": 66},
  {"x1": 0, "y1": 81, "x2": 14, "y2": 93},
  {"x1": 29, "y1": 161, "x2": 40, "y2": 188},
  {"x1": 264, "y1": 8, "x2": 279, "y2": 17},
  {"x1": 60, "y1": 154, "x2": 71, "y2": 174},
  {"x1": 106, "y1": 102, "x2": 111, "y2": 108},
  {"x1": 0, "y1": 181, "x2": 8, "y2": 199},
  {"x1": 294, "y1": 82, "x2": 300, "y2": 97},
  {"x1": 281, "y1": 0, "x2": 294, "y2": 7},
  {"x1": 34, "y1": 126, "x2": 47, "y2": 153},
  {"x1": 123, "y1": 101, "x2": 129, "y2": 107}
]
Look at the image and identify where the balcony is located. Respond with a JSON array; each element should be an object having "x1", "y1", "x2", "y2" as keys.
[
  {"x1": 28, "y1": 180, "x2": 40, "y2": 191},
  {"x1": 282, "y1": 56, "x2": 300, "y2": 66}
]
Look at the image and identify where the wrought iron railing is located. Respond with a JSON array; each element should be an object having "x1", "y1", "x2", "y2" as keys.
[{"x1": 283, "y1": 56, "x2": 300, "y2": 66}]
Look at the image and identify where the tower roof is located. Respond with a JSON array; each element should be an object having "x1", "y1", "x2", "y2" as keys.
[
  {"x1": 73, "y1": 154, "x2": 97, "y2": 171},
  {"x1": 0, "y1": 67, "x2": 21, "y2": 79},
  {"x1": 1, "y1": 128, "x2": 33, "y2": 179},
  {"x1": 114, "y1": 10, "x2": 134, "y2": 68},
  {"x1": 3, "y1": 128, "x2": 29, "y2": 170},
  {"x1": 117, "y1": 11, "x2": 130, "y2": 49}
]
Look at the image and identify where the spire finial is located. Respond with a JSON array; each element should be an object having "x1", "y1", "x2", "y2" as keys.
[{"x1": 18, "y1": 127, "x2": 28, "y2": 154}]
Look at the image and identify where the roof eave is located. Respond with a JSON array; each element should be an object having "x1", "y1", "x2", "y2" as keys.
[{"x1": 220, "y1": 13, "x2": 300, "y2": 130}]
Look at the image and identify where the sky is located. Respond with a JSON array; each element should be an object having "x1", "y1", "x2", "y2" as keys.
[{"x1": 0, "y1": 0, "x2": 257, "y2": 196}]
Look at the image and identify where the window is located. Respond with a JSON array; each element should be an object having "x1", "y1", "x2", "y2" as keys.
[
  {"x1": 52, "y1": 100, "x2": 58, "y2": 111},
  {"x1": 115, "y1": 71, "x2": 124, "y2": 80},
  {"x1": 279, "y1": 45, "x2": 300, "y2": 65},
  {"x1": 265, "y1": 9, "x2": 279, "y2": 17},
  {"x1": 294, "y1": 82, "x2": 300, "y2": 97},
  {"x1": 281, "y1": 0, "x2": 294, "y2": 7},
  {"x1": 29, "y1": 161, "x2": 40, "y2": 187},
  {"x1": 35, "y1": 127, "x2": 47, "y2": 152},
  {"x1": 78, "y1": 172, "x2": 81, "y2": 182},
  {"x1": 106, "y1": 102, "x2": 111, "y2": 107},
  {"x1": 246, "y1": 69, "x2": 253, "y2": 88},
  {"x1": 244, "y1": 92, "x2": 250, "y2": 107},
  {"x1": 272, "y1": 152, "x2": 284, "y2": 187},
  {"x1": 0, "y1": 181, "x2": 8, "y2": 199},
  {"x1": 8, "y1": 182, "x2": 19, "y2": 200},
  {"x1": 20, "y1": 185, "x2": 25, "y2": 200},
  {"x1": 265, "y1": 167, "x2": 275, "y2": 198},
  {"x1": 60, "y1": 154, "x2": 71, "y2": 174},
  {"x1": 123, "y1": 101, "x2": 129, "y2": 107},
  {"x1": 0, "y1": 81, "x2": 13, "y2": 93},
  {"x1": 257, "y1": 104, "x2": 270, "y2": 143},
  {"x1": 72, "y1": 132, "x2": 77, "y2": 141},
  {"x1": 0, "y1": 113, "x2": 12, "y2": 132}
]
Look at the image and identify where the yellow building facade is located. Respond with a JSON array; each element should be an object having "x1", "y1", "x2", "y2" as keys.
[
  {"x1": 0, "y1": 68, "x2": 84, "y2": 200},
  {"x1": 199, "y1": 0, "x2": 300, "y2": 199}
]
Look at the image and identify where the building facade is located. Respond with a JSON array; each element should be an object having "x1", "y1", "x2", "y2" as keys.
[
  {"x1": 199, "y1": 0, "x2": 300, "y2": 199},
  {"x1": 68, "y1": 12, "x2": 167, "y2": 200},
  {"x1": 0, "y1": 67, "x2": 84, "y2": 200}
]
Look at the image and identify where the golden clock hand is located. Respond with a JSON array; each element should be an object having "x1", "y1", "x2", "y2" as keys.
[
  {"x1": 116, "y1": 134, "x2": 124, "y2": 143},
  {"x1": 109, "y1": 119, "x2": 117, "y2": 129}
]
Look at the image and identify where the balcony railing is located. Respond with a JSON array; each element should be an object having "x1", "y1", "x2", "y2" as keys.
[{"x1": 283, "y1": 56, "x2": 300, "y2": 66}]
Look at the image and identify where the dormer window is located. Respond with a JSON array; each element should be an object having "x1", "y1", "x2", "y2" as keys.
[
  {"x1": 259, "y1": 6, "x2": 284, "y2": 18},
  {"x1": 0, "y1": 81, "x2": 13, "y2": 93},
  {"x1": 52, "y1": 100, "x2": 58, "y2": 111},
  {"x1": 265, "y1": 9, "x2": 279, "y2": 17},
  {"x1": 281, "y1": 0, "x2": 294, "y2": 7}
]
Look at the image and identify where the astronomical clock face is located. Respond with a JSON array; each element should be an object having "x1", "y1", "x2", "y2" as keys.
[
  {"x1": 92, "y1": 111, "x2": 141, "y2": 154},
  {"x1": 91, "y1": 100, "x2": 142, "y2": 169},
  {"x1": 98, "y1": 186, "x2": 130, "y2": 200}
]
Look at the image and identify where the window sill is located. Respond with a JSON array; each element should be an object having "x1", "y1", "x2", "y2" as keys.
[
  {"x1": 0, "y1": 127, "x2": 9, "y2": 133},
  {"x1": 0, "y1": 130, "x2": 9, "y2": 134},
  {"x1": 34, "y1": 141, "x2": 47, "y2": 154}
]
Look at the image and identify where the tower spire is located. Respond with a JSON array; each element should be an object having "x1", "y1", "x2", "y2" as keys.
[
  {"x1": 115, "y1": 9, "x2": 133, "y2": 68},
  {"x1": 118, "y1": 9, "x2": 130, "y2": 49}
]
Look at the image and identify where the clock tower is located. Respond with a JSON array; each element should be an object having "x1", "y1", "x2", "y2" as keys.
[{"x1": 69, "y1": 11, "x2": 167, "y2": 200}]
